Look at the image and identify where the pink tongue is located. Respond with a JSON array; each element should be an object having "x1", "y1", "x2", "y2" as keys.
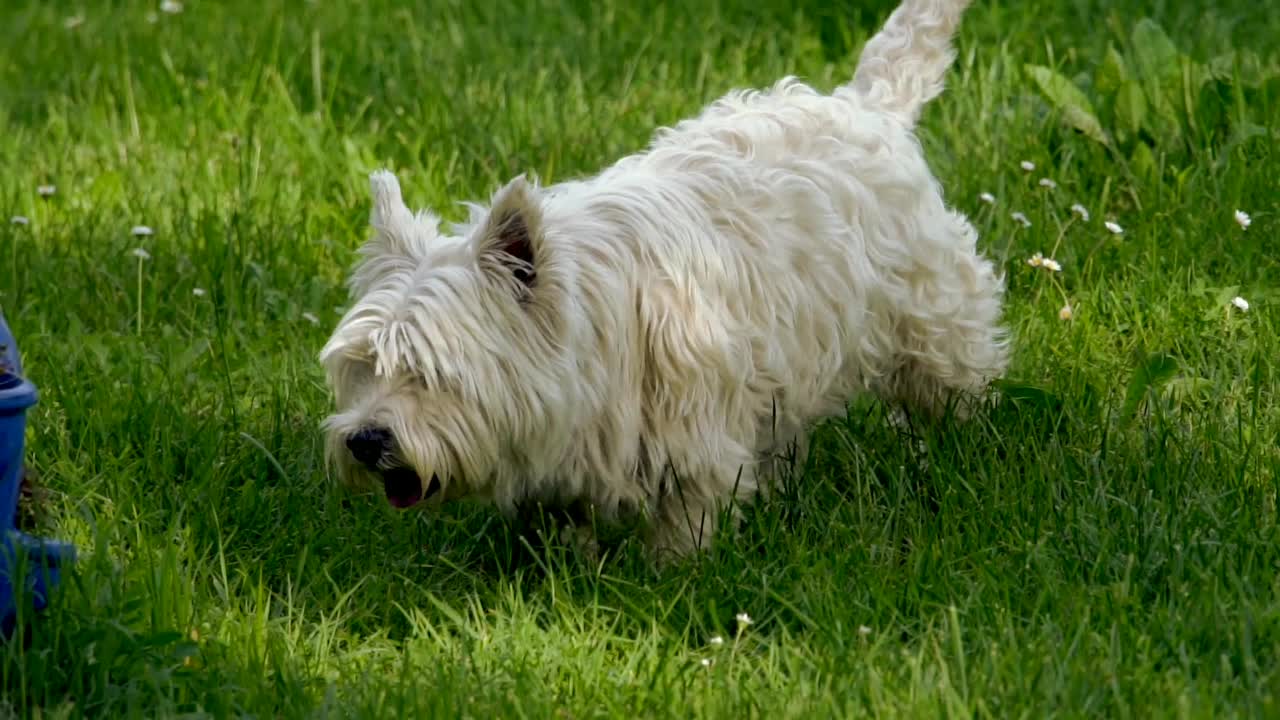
[{"x1": 386, "y1": 489, "x2": 422, "y2": 509}]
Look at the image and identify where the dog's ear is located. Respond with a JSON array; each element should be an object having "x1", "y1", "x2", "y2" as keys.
[
  {"x1": 477, "y1": 175, "x2": 543, "y2": 297},
  {"x1": 369, "y1": 169, "x2": 411, "y2": 229},
  {"x1": 366, "y1": 169, "x2": 438, "y2": 256},
  {"x1": 349, "y1": 170, "x2": 440, "y2": 297}
]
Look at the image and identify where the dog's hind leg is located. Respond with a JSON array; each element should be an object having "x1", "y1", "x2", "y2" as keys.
[{"x1": 886, "y1": 250, "x2": 1008, "y2": 421}]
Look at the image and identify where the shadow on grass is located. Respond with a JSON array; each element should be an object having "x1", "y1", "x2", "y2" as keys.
[{"x1": 5, "y1": 366, "x2": 1277, "y2": 717}]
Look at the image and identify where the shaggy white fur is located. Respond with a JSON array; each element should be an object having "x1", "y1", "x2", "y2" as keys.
[{"x1": 320, "y1": 0, "x2": 1007, "y2": 558}]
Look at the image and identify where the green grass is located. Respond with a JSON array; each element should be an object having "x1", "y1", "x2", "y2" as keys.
[{"x1": 2, "y1": 0, "x2": 1278, "y2": 716}]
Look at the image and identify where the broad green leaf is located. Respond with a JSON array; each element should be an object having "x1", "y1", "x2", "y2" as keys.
[
  {"x1": 1131, "y1": 140, "x2": 1157, "y2": 180},
  {"x1": 1181, "y1": 58, "x2": 1214, "y2": 130},
  {"x1": 1209, "y1": 50, "x2": 1274, "y2": 88},
  {"x1": 1201, "y1": 285, "x2": 1240, "y2": 321},
  {"x1": 1025, "y1": 64, "x2": 1110, "y2": 144},
  {"x1": 993, "y1": 379, "x2": 1063, "y2": 412},
  {"x1": 1209, "y1": 51, "x2": 1238, "y2": 83},
  {"x1": 1129, "y1": 19, "x2": 1190, "y2": 146},
  {"x1": 1096, "y1": 46, "x2": 1131, "y2": 96},
  {"x1": 1116, "y1": 80, "x2": 1148, "y2": 136},
  {"x1": 1216, "y1": 122, "x2": 1270, "y2": 169},
  {"x1": 1165, "y1": 376, "x2": 1215, "y2": 405},
  {"x1": 1119, "y1": 352, "x2": 1181, "y2": 427},
  {"x1": 1131, "y1": 18, "x2": 1182, "y2": 89}
]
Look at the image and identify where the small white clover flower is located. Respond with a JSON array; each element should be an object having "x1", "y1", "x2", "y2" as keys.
[
  {"x1": 1070, "y1": 203, "x2": 1090, "y2": 221},
  {"x1": 1104, "y1": 220, "x2": 1124, "y2": 235},
  {"x1": 1059, "y1": 304, "x2": 1073, "y2": 320},
  {"x1": 1020, "y1": 160, "x2": 1035, "y2": 172},
  {"x1": 1027, "y1": 253, "x2": 1060, "y2": 272},
  {"x1": 160, "y1": 0, "x2": 184, "y2": 14},
  {"x1": 131, "y1": 225, "x2": 154, "y2": 237},
  {"x1": 37, "y1": 184, "x2": 56, "y2": 198},
  {"x1": 130, "y1": 247, "x2": 152, "y2": 261},
  {"x1": 10, "y1": 216, "x2": 29, "y2": 226},
  {"x1": 858, "y1": 625, "x2": 872, "y2": 636},
  {"x1": 192, "y1": 287, "x2": 207, "y2": 297},
  {"x1": 735, "y1": 612, "x2": 753, "y2": 627},
  {"x1": 1038, "y1": 178, "x2": 1058, "y2": 190},
  {"x1": 1231, "y1": 296, "x2": 1249, "y2": 312},
  {"x1": 1234, "y1": 210, "x2": 1251, "y2": 230},
  {"x1": 979, "y1": 192, "x2": 996, "y2": 205},
  {"x1": 1011, "y1": 211, "x2": 1031, "y2": 228},
  {"x1": 708, "y1": 635, "x2": 725, "y2": 647},
  {"x1": 302, "y1": 311, "x2": 320, "y2": 326}
]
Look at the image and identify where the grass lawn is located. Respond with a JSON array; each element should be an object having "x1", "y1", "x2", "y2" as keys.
[{"x1": 2, "y1": 0, "x2": 1278, "y2": 716}]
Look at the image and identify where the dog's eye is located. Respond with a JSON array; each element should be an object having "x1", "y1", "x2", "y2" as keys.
[
  {"x1": 413, "y1": 367, "x2": 458, "y2": 394},
  {"x1": 341, "y1": 359, "x2": 376, "y2": 389}
]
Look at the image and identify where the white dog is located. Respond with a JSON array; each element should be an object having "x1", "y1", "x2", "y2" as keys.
[{"x1": 320, "y1": 0, "x2": 1006, "y2": 558}]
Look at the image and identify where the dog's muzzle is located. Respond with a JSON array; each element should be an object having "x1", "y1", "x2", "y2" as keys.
[
  {"x1": 380, "y1": 467, "x2": 442, "y2": 509},
  {"x1": 345, "y1": 428, "x2": 443, "y2": 508},
  {"x1": 346, "y1": 427, "x2": 392, "y2": 467}
]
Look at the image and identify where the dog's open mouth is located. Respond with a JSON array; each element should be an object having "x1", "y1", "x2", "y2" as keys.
[{"x1": 381, "y1": 467, "x2": 442, "y2": 509}]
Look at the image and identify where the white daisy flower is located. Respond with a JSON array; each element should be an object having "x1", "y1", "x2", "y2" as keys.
[
  {"x1": 708, "y1": 635, "x2": 725, "y2": 647},
  {"x1": 1231, "y1": 296, "x2": 1249, "y2": 312},
  {"x1": 130, "y1": 247, "x2": 152, "y2": 261},
  {"x1": 735, "y1": 612, "x2": 753, "y2": 626},
  {"x1": 10, "y1": 216, "x2": 29, "y2": 226},
  {"x1": 1042, "y1": 258, "x2": 1062, "y2": 272},
  {"x1": 1059, "y1": 304, "x2": 1073, "y2": 320},
  {"x1": 160, "y1": 0, "x2": 184, "y2": 14},
  {"x1": 858, "y1": 625, "x2": 872, "y2": 636},
  {"x1": 1020, "y1": 160, "x2": 1035, "y2": 172},
  {"x1": 1011, "y1": 211, "x2": 1031, "y2": 228},
  {"x1": 192, "y1": 287, "x2": 207, "y2": 297},
  {"x1": 302, "y1": 311, "x2": 320, "y2": 326},
  {"x1": 37, "y1": 184, "x2": 56, "y2": 198},
  {"x1": 700, "y1": 658, "x2": 713, "y2": 668},
  {"x1": 1070, "y1": 203, "x2": 1090, "y2": 221},
  {"x1": 1027, "y1": 252, "x2": 1045, "y2": 268},
  {"x1": 1038, "y1": 178, "x2": 1058, "y2": 189},
  {"x1": 979, "y1": 192, "x2": 996, "y2": 205},
  {"x1": 1104, "y1": 220, "x2": 1124, "y2": 235},
  {"x1": 1234, "y1": 210, "x2": 1251, "y2": 230},
  {"x1": 131, "y1": 225, "x2": 154, "y2": 237}
]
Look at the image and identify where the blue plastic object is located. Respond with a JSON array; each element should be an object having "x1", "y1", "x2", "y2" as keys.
[{"x1": 1, "y1": 309, "x2": 75, "y2": 636}]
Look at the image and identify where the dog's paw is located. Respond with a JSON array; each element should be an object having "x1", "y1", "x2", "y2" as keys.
[{"x1": 558, "y1": 523, "x2": 601, "y2": 563}]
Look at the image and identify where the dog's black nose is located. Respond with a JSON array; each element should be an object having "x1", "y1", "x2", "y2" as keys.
[{"x1": 346, "y1": 427, "x2": 391, "y2": 467}]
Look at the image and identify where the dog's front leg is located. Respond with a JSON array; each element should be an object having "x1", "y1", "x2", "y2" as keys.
[{"x1": 512, "y1": 498, "x2": 601, "y2": 561}]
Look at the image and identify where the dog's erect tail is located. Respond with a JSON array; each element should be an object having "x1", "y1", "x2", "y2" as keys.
[{"x1": 849, "y1": 0, "x2": 972, "y2": 127}]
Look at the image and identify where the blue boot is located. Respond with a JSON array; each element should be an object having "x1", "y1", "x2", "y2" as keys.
[{"x1": 1, "y1": 310, "x2": 76, "y2": 637}]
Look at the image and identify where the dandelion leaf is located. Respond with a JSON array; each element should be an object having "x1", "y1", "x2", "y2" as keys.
[
  {"x1": 1096, "y1": 46, "x2": 1131, "y2": 96},
  {"x1": 1115, "y1": 81, "x2": 1148, "y2": 137},
  {"x1": 1119, "y1": 352, "x2": 1180, "y2": 428},
  {"x1": 1026, "y1": 64, "x2": 1110, "y2": 145}
]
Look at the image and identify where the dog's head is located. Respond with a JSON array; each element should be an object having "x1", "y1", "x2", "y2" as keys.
[{"x1": 319, "y1": 170, "x2": 574, "y2": 509}]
